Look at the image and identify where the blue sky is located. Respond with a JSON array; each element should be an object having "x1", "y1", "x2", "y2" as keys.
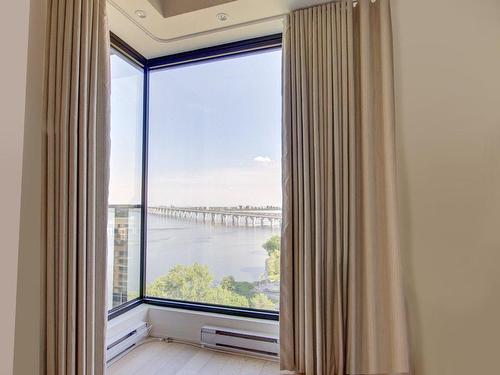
[{"x1": 109, "y1": 49, "x2": 282, "y2": 207}]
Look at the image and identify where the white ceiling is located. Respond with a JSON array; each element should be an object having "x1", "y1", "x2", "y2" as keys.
[{"x1": 107, "y1": 0, "x2": 331, "y2": 58}]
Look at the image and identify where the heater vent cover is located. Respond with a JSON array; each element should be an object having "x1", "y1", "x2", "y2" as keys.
[
  {"x1": 106, "y1": 321, "x2": 150, "y2": 364},
  {"x1": 201, "y1": 326, "x2": 279, "y2": 359}
]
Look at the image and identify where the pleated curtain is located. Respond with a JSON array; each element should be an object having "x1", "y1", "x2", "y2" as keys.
[
  {"x1": 280, "y1": 1, "x2": 410, "y2": 374},
  {"x1": 43, "y1": 0, "x2": 110, "y2": 373}
]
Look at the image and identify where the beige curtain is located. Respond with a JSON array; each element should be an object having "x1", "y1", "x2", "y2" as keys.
[
  {"x1": 43, "y1": 0, "x2": 110, "y2": 373},
  {"x1": 280, "y1": 1, "x2": 409, "y2": 374}
]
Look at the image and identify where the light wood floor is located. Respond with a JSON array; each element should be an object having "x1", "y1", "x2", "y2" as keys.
[{"x1": 108, "y1": 341, "x2": 284, "y2": 375}]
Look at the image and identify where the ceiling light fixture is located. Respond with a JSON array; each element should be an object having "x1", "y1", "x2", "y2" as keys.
[
  {"x1": 134, "y1": 9, "x2": 147, "y2": 19},
  {"x1": 216, "y1": 12, "x2": 229, "y2": 22}
]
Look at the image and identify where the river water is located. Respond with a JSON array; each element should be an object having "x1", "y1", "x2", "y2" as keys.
[{"x1": 146, "y1": 212, "x2": 280, "y2": 284}]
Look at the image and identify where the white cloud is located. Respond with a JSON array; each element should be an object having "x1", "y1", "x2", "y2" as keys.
[{"x1": 253, "y1": 156, "x2": 272, "y2": 163}]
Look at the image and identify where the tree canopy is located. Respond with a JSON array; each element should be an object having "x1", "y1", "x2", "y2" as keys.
[
  {"x1": 262, "y1": 234, "x2": 281, "y2": 256},
  {"x1": 146, "y1": 263, "x2": 249, "y2": 307}
]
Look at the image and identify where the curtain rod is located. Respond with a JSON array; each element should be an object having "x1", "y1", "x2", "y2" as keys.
[{"x1": 107, "y1": 0, "x2": 365, "y2": 45}]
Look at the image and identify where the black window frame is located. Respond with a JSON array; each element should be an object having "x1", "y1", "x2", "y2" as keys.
[{"x1": 108, "y1": 32, "x2": 282, "y2": 322}]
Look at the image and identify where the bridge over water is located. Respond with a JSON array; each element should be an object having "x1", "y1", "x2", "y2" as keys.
[{"x1": 148, "y1": 206, "x2": 282, "y2": 227}]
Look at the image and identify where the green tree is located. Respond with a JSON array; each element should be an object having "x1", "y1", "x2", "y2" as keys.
[
  {"x1": 262, "y1": 235, "x2": 281, "y2": 256},
  {"x1": 262, "y1": 235, "x2": 281, "y2": 282},
  {"x1": 146, "y1": 263, "x2": 249, "y2": 307},
  {"x1": 250, "y1": 293, "x2": 276, "y2": 310},
  {"x1": 220, "y1": 275, "x2": 236, "y2": 292},
  {"x1": 266, "y1": 250, "x2": 280, "y2": 282},
  {"x1": 221, "y1": 276, "x2": 257, "y2": 299},
  {"x1": 205, "y1": 286, "x2": 249, "y2": 307}
]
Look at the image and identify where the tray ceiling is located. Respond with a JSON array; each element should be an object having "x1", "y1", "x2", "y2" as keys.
[{"x1": 107, "y1": 0, "x2": 331, "y2": 58}]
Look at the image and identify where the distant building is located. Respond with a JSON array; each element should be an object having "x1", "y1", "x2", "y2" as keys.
[{"x1": 112, "y1": 207, "x2": 130, "y2": 307}]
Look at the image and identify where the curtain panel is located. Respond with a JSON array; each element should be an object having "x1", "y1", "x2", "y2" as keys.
[
  {"x1": 280, "y1": 1, "x2": 410, "y2": 374},
  {"x1": 43, "y1": 0, "x2": 110, "y2": 373}
]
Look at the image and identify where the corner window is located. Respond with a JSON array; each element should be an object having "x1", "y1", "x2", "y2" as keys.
[
  {"x1": 146, "y1": 49, "x2": 282, "y2": 311},
  {"x1": 107, "y1": 36, "x2": 282, "y2": 319}
]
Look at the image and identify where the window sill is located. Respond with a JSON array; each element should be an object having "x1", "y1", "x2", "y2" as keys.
[{"x1": 144, "y1": 297, "x2": 279, "y2": 321}]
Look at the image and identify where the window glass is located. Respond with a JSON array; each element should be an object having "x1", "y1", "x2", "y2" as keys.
[
  {"x1": 146, "y1": 49, "x2": 282, "y2": 310},
  {"x1": 107, "y1": 52, "x2": 143, "y2": 309}
]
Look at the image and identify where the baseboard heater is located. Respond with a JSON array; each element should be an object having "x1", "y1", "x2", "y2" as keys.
[
  {"x1": 106, "y1": 321, "x2": 149, "y2": 364},
  {"x1": 201, "y1": 326, "x2": 279, "y2": 359}
]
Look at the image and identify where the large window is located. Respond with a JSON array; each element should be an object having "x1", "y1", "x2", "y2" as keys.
[
  {"x1": 145, "y1": 49, "x2": 282, "y2": 311},
  {"x1": 107, "y1": 34, "x2": 282, "y2": 318},
  {"x1": 107, "y1": 51, "x2": 144, "y2": 310}
]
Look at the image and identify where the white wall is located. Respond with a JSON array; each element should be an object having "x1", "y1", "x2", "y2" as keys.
[
  {"x1": 0, "y1": 1, "x2": 31, "y2": 374},
  {"x1": 12, "y1": 0, "x2": 47, "y2": 373},
  {"x1": 392, "y1": 0, "x2": 500, "y2": 374}
]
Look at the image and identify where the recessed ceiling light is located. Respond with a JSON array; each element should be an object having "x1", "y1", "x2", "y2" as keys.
[
  {"x1": 216, "y1": 13, "x2": 229, "y2": 22},
  {"x1": 135, "y1": 9, "x2": 147, "y2": 19}
]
